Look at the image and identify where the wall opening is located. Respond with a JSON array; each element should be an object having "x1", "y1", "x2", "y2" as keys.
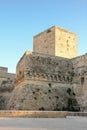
[
  {"x1": 48, "y1": 83, "x2": 52, "y2": 87},
  {"x1": 47, "y1": 29, "x2": 51, "y2": 33},
  {"x1": 81, "y1": 77, "x2": 84, "y2": 85}
]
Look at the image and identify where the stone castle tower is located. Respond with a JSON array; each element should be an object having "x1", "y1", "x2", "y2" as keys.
[
  {"x1": 33, "y1": 26, "x2": 78, "y2": 58},
  {"x1": 2, "y1": 25, "x2": 87, "y2": 111}
]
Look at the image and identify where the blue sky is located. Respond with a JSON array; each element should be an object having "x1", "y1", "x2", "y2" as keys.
[{"x1": 0, "y1": 0, "x2": 87, "y2": 73}]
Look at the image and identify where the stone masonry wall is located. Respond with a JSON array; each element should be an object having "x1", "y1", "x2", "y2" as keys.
[
  {"x1": 7, "y1": 82, "x2": 78, "y2": 110},
  {"x1": 72, "y1": 53, "x2": 87, "y2": 89},
  {"x1": 0, "y1": 66, "x2": 15, "y2": 110},
  {"x1": 33, "y1": 26, "x2": 78, "y2": 58},
  {"x1": 0, "y1": 66, "x2": 15, "y2": 88},
  {"x1": 72, "y1": 54, "x2": 87, "y2": 111},
  {"x1": 16, "y1": 51, "x2": 77, "y2": 86},
  {"x1": 55, "y1": 26, "x2": 78, "y2": 58},
  {"x1": 10, "y1": 51, "x2": 79, "y2": 111},
  {"x1": 0, "y1": 52, "x2": 80, "y2": 111},
  {"x1": 33, "y1": 27, "x2": 55, "y2": 56}
]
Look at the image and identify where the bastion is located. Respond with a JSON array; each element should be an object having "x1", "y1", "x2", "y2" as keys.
[{"x1": 0, "y1": 26, "x2": 87, "y2": 111}]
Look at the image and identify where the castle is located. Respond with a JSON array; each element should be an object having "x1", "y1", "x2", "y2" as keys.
[{"x1": 0, "y1": 26, "x2": 87, "y2": 111}]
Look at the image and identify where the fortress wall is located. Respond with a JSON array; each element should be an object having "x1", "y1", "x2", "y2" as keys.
[
  {"x1": 0, "y1": 72, "x2": 15, "y2": 80},
  {"x1": 16, "y1": 51, "x2": 32, "y2": 82},
  {"x1": 72, "y1": 53, "x2": 87, "y2": 69},
  {"x1": 0, "y1": 68, "x2": 15, "y2": 110},
  {"x1": 7, "y1": 82, "x2": 76, "y2": 110},
  {"x1": 12, "y1": 52, "x2": 79, "y2": 111},
  {"x1": 71, "y1": 54, "x2": 87, "y2": 111},
  {"x1": 16, "y1": 52, "x2": 76, "y2": 86},
  {"x1": 72, "y1": 54, "x2": 87, "y2": 89},
  {"x1": 25, "y1": 52, "x2": 72, "y2": 74}
]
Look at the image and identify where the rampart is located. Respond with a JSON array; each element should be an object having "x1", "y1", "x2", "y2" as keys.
[{"x1": 7, "y1": 51, "x2": 78, "y2": 111}]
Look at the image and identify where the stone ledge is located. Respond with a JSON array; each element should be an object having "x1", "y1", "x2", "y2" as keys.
[
  {"x1": 0, "y1": 111, "x2": 87, "y2": 118},
  {"x1": 0, "y1": 111, "x2": 67, "y2": 118},
  {"x1": 68, "y1": 112, "x2": 87, "y2": 117}
]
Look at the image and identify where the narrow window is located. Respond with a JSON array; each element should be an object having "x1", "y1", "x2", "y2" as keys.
[
  {"x1": 81, "y1": 77, "x2": 84, "y2": 85},
  {"x1": 48, "y1": 83, "x2": 51, "y2": 87}
]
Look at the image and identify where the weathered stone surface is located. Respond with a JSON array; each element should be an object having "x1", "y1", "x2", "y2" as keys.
[
  {"x1": 0, "y1": 67, "x2": 15, "y2": 110},
  {"x1": 0, "y1": 26, "x2": 87, "y2": 112},
  {"x1": 6, "y1": 51, "x2": 79, "y2": 111},
  {"x1": 7, "y1": 83, "x2": 78, "y2": 111},
  {"x1": 16, "y1": 52, "x2": 77, "y2": 86},
  {"x1": 71, "y1": 53, "x2": 87, "y2": 111},
  {"x1": 33, "y1": 26, "x2": 78, "y2": 58}
]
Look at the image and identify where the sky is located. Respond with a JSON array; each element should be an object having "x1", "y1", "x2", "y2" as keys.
[{"x1": 0, "y1": 0, "x2": 87, "y2": 73}]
